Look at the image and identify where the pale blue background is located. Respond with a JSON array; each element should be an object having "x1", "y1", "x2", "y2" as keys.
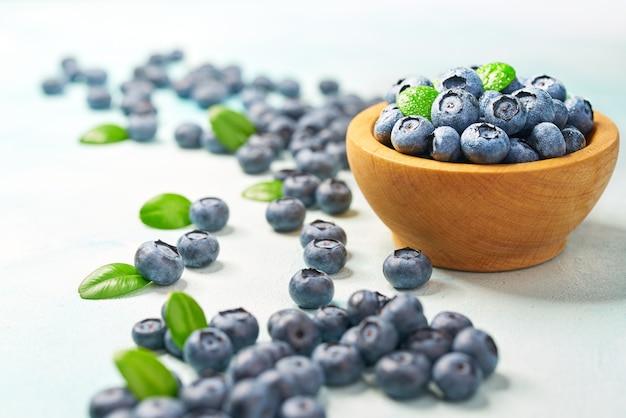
[{"x1": 1, "y1": 1, "x2": 625, "y2": 417}]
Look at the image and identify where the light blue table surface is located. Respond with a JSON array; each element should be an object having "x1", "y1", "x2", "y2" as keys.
[{"x1": 1, "y1": 1, "x2": 625, "y2": 416}]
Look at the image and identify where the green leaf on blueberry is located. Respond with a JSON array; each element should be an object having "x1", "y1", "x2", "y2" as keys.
[
  {"x1": 139, "y1": 193, "x2": 192, "y2": 230},
  {"x1": 78, "y1": 263, "x2": 151, "y2": 299},
  {"x1": 79, "y1": 123, "x2": 129, "y2": 144},
  {"x1": 114, "y1": 348, "x2": 179, "y2": 400},
  {"x1": 164, "y1": 291, "x2": 208, "y2": 349},
  {"x1": 242, "y1": 179, "x2": 283, "y2": 201},
  {"x1": 476, "y1": 62, "x2": 516, "y2": 92},
  {"x1": 208, "y1": 105, "x2": 256, "y2": 152}
]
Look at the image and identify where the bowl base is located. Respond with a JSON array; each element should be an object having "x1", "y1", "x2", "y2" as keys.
[{"x1": 391, "y1": 232, "x2": 567, "y2": 272}]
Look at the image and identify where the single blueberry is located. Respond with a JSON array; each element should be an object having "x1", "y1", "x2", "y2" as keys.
[
  {"x1": 315, "y1": 178, "x2": 352, "y2": 215},
  {"x1": 277, "y1": 78, "x2": 300, "y2": 98},
  {"x1": 385, "y1": 77, "x2": 406, "y2": 103},
  {"x1": 355, "y1": 315, "x2": 400, "y2": 366},
  {"x1": 256, "y1": 368, "x2": 298, "y2": 403},
  {"x1": 325, "y1": 140, "x2": 349, "y2": 171},
  {"x1": 404, "y1": 327, "x2": 453, "y2": 362},
  {"x1": 397, "y1": 75, "x2": 434, "y2": 94},
  {"x1": 192, "y1": 80, "x2": 229, "y2": 109},
  {"x1": 83, "y1": 68, "x2": 108, "y2": 86},
  {"x1": 183, "y1": 327, "x2": 234, "y2": 374},
  {"x1": 378, "y1": 294, "x2": 427, "y2": 342},
  {"x1": 222, "y1": 378, "x2": 279, "y2": 418},
  {"x1": 551, "y1": 98, "x2": 569, "y2": 129},
  {"x1": 436, "y1": 67, "x2": 484, "y2": 98},
  {"x1": 227, "y1": 345, "x2": 274, "y2": 381},
  {"x1": 278, "y1": 396, "x2": 326, "y2": 418},
  {"x1": 41, "y1": 77, "x2": 66, "y2": 95},
  {"x1": 128, "y1": 115, "x2": 158, "y2": 142},
  {"x1": 346, "y1": 289, "x2": 389, "y2": 326},
  {"x1": 460, "y1": 122, "x2": 510, "y2": 164},
  {"x1": 176, "y1": 230, "x2": 219, "y2": 268},
  {"x1": 289, "y1": 267, "x2": 335, "y2": 309},
  {"x1": 172, "y1": 76, "x2": 195, "y2": 99},
  {"x1": 252, "y1": 340, "x2": 294, "y2": 364},
  {"x1": 512, "y1": 87, "x2": 555, "y2": 136},
  {"x1": 429, "y1": 125, "x2": 462, "y2": 162},
  {"x1": 319, "y1": 78, "x2": 340, "y2": 95},
  {"x1": 430, "y1": 311, "x2": 473, "y2": 338},
  {"x1": 61, "y1": 56, "x2": 81, "y2": 82},
  {"x1": 390, "y1": 116, "x2": 435, "y2": 156},
  {"x1": 174, "y1": 123, "x2": 204, "y2": 149},
  {"x1": 281, "y1": 97, "x2": 311, "y2": 120},
  {"x1": 266, "y1": 116, "x2": 297, "y2": 147},
  {"x1": 526, "y1": 122, "x2": 566, "y2": 159},
  {"x1": 131, "y1": 318, "x2": 167, "y2": 351},
  {"x1": 209, "y1": 307, "x2": 259, "y2": 352},
  {"x1": 374, "y1": 350, "x2": 431, "y2": 399},
  {"x1": 250, "y1": 74, "x2": 275, "y2": 92},
  {"x1": 431, "y1": 352, "x2": 483, "y2": 401},
  {"x1": 134, "y1": 240, "x2": 184, "y2": 286},
  {"x1": 274, "y1": 355, "x2": 324, "y2": 396},
  {"x1": 431, "y1": 89, "x2": 480, "y2": 134},
  {"x1": 564, "y1": 96, "x2": 594, "y2": 135},
  {"x1": 179, "y1": 376, "x2": 230, "y2": 411},
  {"x1": 132, "y1": 397, "x2": 186, "y2": 418},
  {"x1": 526, "y1": 74, "x2": 567, "y2": 101},
  {"x1": 339, "y1": 325, "x2": 360, "y2": 347},
  {"x1": 267, "y1": 308, "x2": 321, "y2": 356},
  {"x1": 478, "y1": 90, "x2": 502, "y2": 115},
  {"x1": 294, "y1": 148, "x2": 340, "y2": 181},
  {"x1": 87, "y1": 86, "x2": 112, "y2": 110},
  {"x1": 282, "y1": 171, "x2": 321, "y2": 208},
  {"x1": 482, "y1": 94, "x2": 527, "y2": 136},
  {"x1": 236, "y1": 144, "x2": 274, "y2": 175},
  {"x1": 303, "y1": 239, "x2": 347, "y2": 275},
  {"x1": 201, "y1": 130, "x2": 231, "y2": 155},
  {"x1": 562, "y1": 126, "x2": 587, "y2": 154},
  {"x1": 164, "y1": 329, "x2": 183, "y2": 359},
  {"x1": 247, "y1": 133, "x2": 284, "y2": 157},
  {"x1": 89, "y1": 387, "x2": 137, "y2": 418},
  {"x1": 452, "y1": 327, "x2": 499, "y2": 377},
  {"x1": 299, "y1": 219, "x2": 347, "y2": 248},
  {"x1": 382, "y1": 247, "x2": 432, "y2": 290},
  {"x1": 500, "y1": 77, "x2": 525, "y2": 94},
  {"x1": 311, "y1": 341, "x2": 365, "y2": 387},
  {"x1": 265, "y1": 197, "x2": 307, "y2": 233},
  {"x1": 312, "y1": 305, "x2": 351, "y2": 342},
  {"x1": 501, "y1": 137, "x2": 539, "y2": 163},
  {"x1": 189, "y1": 197, "x2": 229, "y2": 232}
]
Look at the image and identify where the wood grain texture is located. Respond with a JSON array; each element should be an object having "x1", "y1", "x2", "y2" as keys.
[{"x1": 346, "y1": 102, "x2": 620, "y2": 272}]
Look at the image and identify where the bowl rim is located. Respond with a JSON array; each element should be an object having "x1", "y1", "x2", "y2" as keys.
[{"x1": 348, "y1": 102, "x2": 619, "y2": 175}]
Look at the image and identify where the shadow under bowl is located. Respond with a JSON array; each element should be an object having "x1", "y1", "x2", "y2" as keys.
[{"x1": 346, "y1": 102, "x2": 620, "y2": 272}]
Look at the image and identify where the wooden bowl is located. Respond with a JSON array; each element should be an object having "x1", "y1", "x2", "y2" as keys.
[{"x1": 346, "y1": 102, "x2": 620, "y2": 272}]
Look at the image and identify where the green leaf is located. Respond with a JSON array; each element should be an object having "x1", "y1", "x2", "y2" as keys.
[
  {"x1": 80, "y1": 124, "x2": 129, "y2": 144},
  {"x1": 139, "y1": 193, "x2": 192, "y2": 230},
  {"x1": 476, "y1": 62, "x2": 516, "y2": 92},
  {"x1": 114, "y1": 348, "x2": 179, "y2": 400},
  {"x1": 164, "y1": 291, "x2": 208, "y2": 350},
  {"x1": 78, "y1": 263, "x2": 151, "y2": 299},
  {"x1": 242, "y1": 179, "x2": 283, "y2": 202},
  {"x1": 208, "y1": 105, "x2": 256, "y2": 152}
]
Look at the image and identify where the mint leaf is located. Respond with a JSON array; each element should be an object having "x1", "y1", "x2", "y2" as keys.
[
  {"x1": 208, "y1": 105, "x2": 256, "y2": 152},
  {"x1": 114, "y1": 348, "x2": 179, "y2": 400},
  {"x1": 78, "y1": 263, "x2": 150, "y2": 299},
  {"x1": 139, "y1": 193, "x2": 192, "y2": 230},
  {"x1": 242, "y1": 179, "x2": 283, "y2": 202},
  {"x1": 164, "y1": 291, "x2": 208, "y2": 349},
  {"x1": 80, "y1": 124, "x2": 129, "y2": 144}
]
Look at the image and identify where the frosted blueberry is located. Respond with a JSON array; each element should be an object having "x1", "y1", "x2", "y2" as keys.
[
  {"x1": 311, "y1": 342, "x2": 365, "y2": 387},
  {"x1": 478, "y1": 90, "x2": 502, "y2": 115},
  {"x1": 278, "y1": 396, "x2": 326, "y2": 418},
  {"x1": 526, "y1": 74, "x2": 567, "y2": 101},
  {"x1": 430, "y1": 125, "x2": 462, "y2": 162},
  {"x1": 346, "y1": 289, "x2": 389, "y2": 326},
  {"x1": 128, "y1": 115, "x2": 157, "y2": 142},
  {"x1": 300, "y1": 219, "x2": 347, "y2": 248},
  {"x1": 289, "y1": 268, "x2": 335, "y2": 309},
  {"x1": 315, "y1": 178, "x2": 352, "y2": 215},
  {"x1": 382, "y1": 247, "x2": 432, "y2": 290},
  {"x1": 179, "y1": 376, "x2": 230, "y2": 411},
  {"x1": 398, "y1": 75, "x2": 434, "y2": 93},
  {"x1": 89, "y1": 387, "x2": 137, "y2": 418},
  {"x1": 222, "y1": 378, "x2": 280, "y2": 418},
  {"x1": 132, "y1": 397, "x2": 186, "y2": 418},
  {"x1": 131, "y1": 318, "x2": 167, "y2": 350},
  {"x1": 257, "y1": 368, "x2": 298, "y2": 403},
  {"x1": 374, "y1": 103, "x2": 405, "y2": 147},
  {"x1": 374, "y1": 350, "x2": 431, "y2": 399},
  {"x1": 565, "y1": 96, "x2": 594, "y2": 135},
  {"x1": 390, "y1": 115, "x2": 435, "y2": 156},
  {"x1": 431, "y1": 89, "x2": 480, "y2": 134},
  {"x1": 502, "y1": 138, "x2": 539, "y2": 163},
  {"x1": 294, "y1": 148, "x2": 340, "y2": 181},
  {"x1": 379, "y1": 293, "x2": 427, "y2": 341},
  {"x1": 134, "y1": 240, "x2": 184, "y2": 286},
  {"x1": 512, "y1": 87, "x2": 555, "y2": 135},
  {"x1": 312, "y1": 305, "x2": 351, "y2": 342},
  {"x1": 432, "y1": 352, "x2": 482, "y2": 401},
  {"x1": 551, "y1": 98, "x2": 569, "y2": 129},
  {"x1": 452, "y1": 327, "x2": 498, "y2": 377},
  {"x1": 435, "y1": 66, "x2": 484, "y2": 98},
  {"x1": 460, "y1": 122, "x2": 510, "y2": 164},
  {"x1": 236, "y1": 143, "x2": 274, "y2": 174},
  {"x1": 274, "y1": 355, "x2": 324, "y2": 396},
  {"x1": 183, "y1": 327, "x2": 234, "y2": 374},
  {"x1": 267, "y1": 308, "x2": 321, "y2": 356},
  {"x1": 303, "y1": 239, "x2": 347, "y2": 275},
  {"x1": 482, "y1": 94, "x2": 527, "y2": 136},
  {"x1": 562, "y1": 126, "x2": 587, "y2": 154},
  {"x1": 210, "y1": 307, "x2": 259, "y2": 352},
  {"x1": 404, "y1": 327, "x2": 453, "y2": 362},
  {"x1": 87, "y1": 86, "x2": 112, "y2": 110},
  {"x1": 430, "y1": 311, "x2": 473, "y2": 338},
  {"x1": 177, "y1": 230, "x2": 220, "y2": 268},
  {"x1": 356, "y1": 315, "x2": 399, "y2": 366},
  {"x1": 282, "y1": 173, "x2": 321, "y2": 208},
  {"x1": 265, "y1": 197, "x2": 306, "y2": 233},
  {"x1": 189, "y1": 197, "x2": 229, "y2": 232},
  {"x1": 228, "y1": 345, "x2": 274, "y2": 381},
  {"x1": 174, "y1": 123, "x2": 204, "y2": 149},
  {"x1": 526, "y1": 122, "x2": 566, "y2": 159}
]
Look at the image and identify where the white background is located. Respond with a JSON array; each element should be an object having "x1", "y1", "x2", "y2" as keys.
[{"x1": 1, "y1": 1, "x2": 625, "y2": 416}]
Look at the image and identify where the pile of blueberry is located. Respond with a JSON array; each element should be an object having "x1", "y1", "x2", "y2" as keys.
[
  {"x1": 374, "y1": 63, "x2": 594, "y2": 164},
  {"x1": 89, "y1": 290, "x2": 498, "y2": 417}
]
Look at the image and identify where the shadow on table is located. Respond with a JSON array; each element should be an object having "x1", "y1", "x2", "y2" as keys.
[{"x1": 450, "y1": 221, "x2": 626, "y2": 303}]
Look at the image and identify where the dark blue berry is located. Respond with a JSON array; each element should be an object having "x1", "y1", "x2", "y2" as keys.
[
  {"x1": 382, "y1": 247, "x2": 432, "y2": 290},
  {"x1": 312, "y1": 305, "x2": 351, "y2": 342},
  {"x1": 189, "y1": 197, "x2": 229, "y2": 232},
  {"x1": 431, "y1": 352, "x2": 482, "y2": 401},
  {"x1": 209, "y1": 308, "x2": 259, "y2": 352},
  {"x1": 177, "y1": 230, "x2": 219, "y2": 268},
  {"x1": 374, "y1": 350, "x2": 431, "y2": 399},
  {"x1": 315, "y1": 178, "x2": 352, "y2": 215},
  {"x1": 267, "y1": 308, "x2": 321, "y2": 356},
  {"x1": 183, "y1": 328, "x2": 234, "y2": 374},
  {"x1": 289, "y1": 268, "x2": 335, "y2": 309},
  {"x1": 89, "y1": 387, "x2": 137, "y2": 418},
  {"x1": 299, "y1": 219, "x2": 347, "y2": 248},
  {"x1": 265, "y1": 197, "x2": 306, "y2": 233},
  {"x1": 131, "y1": 318, "x2": 167, "y2": 350},
  {"x1": 452, "y1": 327, "x2": 498, "y2": 377},
  {"x1": 311, "y1": 341, "x2": 365, "y2": 387},
  {"x1": 134, "y1": 240, "x2": 184, "y2": 286}
]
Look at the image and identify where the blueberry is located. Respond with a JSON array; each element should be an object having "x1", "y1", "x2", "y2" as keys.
[
  {"x1": 174, "y1": 123, "x2": 204, "y2": 149},
  {"x1": 192, "y1": 80, "x2": 229, "y2": 109},
  {"x1": 128, "y1": 115, "x2": 158, "y2": 142},
  {"x1": 83, "y1": 68, "x2": 108, "y2": 86},
  {"x1": 89, "y1": 387, "x2": 137, "y2": 418},
  {"x1": 452, "y1": 327, "x2": 498, "y2": 377},
  {"x1": 397, "y1": 75, "x2": 434, "y2": 94},
  {"x1": 267, "y1": 308, "x2": 321, "y2": 356},
  {"x1": 274, "y1": 355, "x2": 324, "y2": 396},
  {"x1": 512, "y1": 87, "x2": 555, "y2": 135},
  {"x1": 390, "y1": 116, "x2": 435, "y2": 156},
  {"x1": 87, "y1": 86, "x2": 112, "y2": 110},
  {"x1": 564, "y1": 96, "x2": 594, "y2": 135},
  {"x1": 431, "y1": 89, "x2": 480, "y2": 134},
  {"x1": 273, "y1": 169, "x2": 303, "y2": 182},
  {"x1": 176, "y1": 230, "x2": 220, "y2": 268},
  {"x1": 252, "y1": 340, "x2": 295, "y2": 364},
  {"x1": 246, "y1": 133, "x2": 284, "y2": 157},
  {"x1": 289, "y1": 267, "x2": 335, "y2": 309},
  {"x1": 551, "y1": 98, "x2": 569, "y2": 130},
  {"x1": 134, "y1": 240, "x2": 184, "y2": 286},
  {"x1": 180, "y1": 409, "x2": 230, "y2": 418},
  {"x1": 374, "y1": 350, "x2": 431, "y2": 399},
  {"x1": 318, "y1": 78, "x2": 340, "y2": 96},
  {"x1": 385, "y1": 78, "x2": 406, "y2": 103},
  {"x1": 222, "y1": 378, "x2": 279, "y2": 418},
  {"x1": 41, "y1": 77, "x2": 66, "y2": 95},
  {"x1": 436, "y1": 67, "x2": 484, "y2": 98},
  {"x1": 277, "y1": 78, "x2": 300, "y2": 98},
  {"x1": 460, "y1": 122, "x2": 510, "y2": 164},
  {"x1": 526, "y1": 122, "x2": 566, "y2": 159},
  {"x1": 526, "y1": 74, "x2": 567, "y2": 101},
  {"x1": 382, "y1": 247, "x2": 432, "y2": 290},
  {"x1": 256, "y1": 368, "x2": 298, "y2": 403},
  {"x1": 562, "y1": 126, "x2": 587, "y2": 154},
  {"x1": 311, "y1": 341, "x2": 365, "y2": 387},
  {"x1": 356, "y1": 316, "x2": 399, "y2": 366},
  {"x1": 250, "y1": 74, "x2": 275, "y2": 92},
  {"x1": 278, "y1": 396, "x2": 326, "y2": 418},
  {"x1": 201, "y1": 130, "x2": 231, "y2": 155},
  {"x1": 209, "y1": 307, "x2": 259, "y2": 352},
  {"x1": 430, "y1": 311, "x2": 473, "y2": 338},
  {"x1": 228, "y1": 345, "x2": 274, "y2": 381},
  {"x1": 172, "y1": 76, "x2": 195, "y2": 99},
  {"x1": 501, "y1": 137, "x2": 539, "y2": 163},
  {"x1": 120, "y1": 79, "x2": 154, "y2": 97},
  {"x1": 281, "y1": 173, "x2": 321, "y2": 208},
  {"x1": 189, "y1": 197, "x2": 229, "y2": 232},
  {"x1": 312, "y1": 304, "x2": 351, "y2": 342},
  {"x1": 132, "y1": 397, "x2": 186, "y2": 418},
  {"x1": 429, "y1": 125, "x2": 462, "y2": 162},
  {"x1": 102, "y1": 408, "x2": 133, "y2": 418},
  {"x1": 303, "y1": 239, "x2": 347, "y2": 275},
  {"x1": 61, "y1": 56, "x2": 81, "y2": 82},
  {"x1": 346, "y1": 289, "x2": 389, "y2": 326},
  {"x1": 378, "y1": 294, "x2": 427, "y2": 341},
  {"x1": 281, "y1": 98, "x2": 311, "y2": 120},
  {"x1": 294, "y1": 148, "x2": 340, "y2": 181},
  {"x1": 179, "y1": 376, "x2": 230, "y2": 411},
  {"x1": 478, "y1": 90, "x2": 502, "y2": 115},
  {"x1": 299, "y1": 219, "x2": 347, "y2": 248},
  {"x1": 183, "y1": 328, "x2": 234, "y2": 374},
  {"x1": 265, "y1": 197, "x2": 307, "y2": 233},
  {"x1": 404, "y1": 327, "x2": 453, "y2": 362},
  {"x1": 120, "y1": 94, "x2": 154, "y2": 116},
  {"x1": 140, "y1": 65, "x2": 171, "y2": 88},
  {"x1": 338, "y1": 325, "x2": 360, "y2": 346},
  {"x1": 482, "y1": 94, "x2": 527, "y2": 136},
  {"x1": 325, "y1": 140, "x2": 349, "y2": 171},
  {"x1": 431, "y1": 352, "x2": 482, "y2": 401},
  {"x1": 235, "y1": 144, "x2": 274, "y2": 174},
  {"x1": 164, "y1": 329, "x2": 183, "y2": 359},
  {"x1": 266, "y1": 116, "x2": 296, "y2": 147},
  {"x1": 131, "y1": 318, "x2": 167, "y2": 351},
  {"x1": 500, "y1": 77, "x2": 525, "y2": 94},
  {"x1": 315, "y1": 178, "x2": 352, "y2": 215}
]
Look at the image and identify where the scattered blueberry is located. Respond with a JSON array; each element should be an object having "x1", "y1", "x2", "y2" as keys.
[
  {"x1": 128, "y1": 114, "x2": 158, "y2": 142},
  {"x1": 346, "y1": 289, "x2": 389, "y2": 326},
  {"x1": 355, "y1": 315, "x2": 399, "y2": 366},
  {"x1": 299, "y1": 219, "x2": 347, "y2": 248},
  {"x1": 281, "y1": 173, "x2": 321, "y2": 208},
  {"x1": 164, "y1": 328, "x2": 183, "y2": 359},
  {"x1": 183, "y1": 327, "x2": 234, "y2": 374},
  {"x1": 404, "y1": 327, "x2": 453, "y2": 362},
  {"x1": 289, "y1": 268, "x2": 335, "y2": 309},
  {"x1": 132, "y1": 396, "x2": 186, "y2": 418},
  {"x1": 179, "y1": 376, "x2": 230, "y2": 411},
  {"x1": 430, "y1": 311, "x2": 473, "y2": 338},
  {"x1": 227, "y1": 344, "x2": 274, "y2": 381},
  {"x1": 294, "y1": 148, "x2": 339, "y2": 181},
  {"x1": 382, "y1": 247, "x2": 433, "y2": 290},
  {"x1": 378, "y1": 293, "x2": 427, "y2": 341},
  {"x1": 314, "y1": 178, "x2": 352, "y2": 215},
  {"x1": 267, "y1": 308, "x2": 321, "y2": 356},
  {"x1": 236, "y1": 144, "x2": 274, "y2": 174},
  {"x1": 278, "y1": 395, "x2": 326, "y2": 418},
  {"x1": 176, "y1": 230, "x2": 220, "y2": 268},
  {"x1": 222, "y1": 377, "x2": 280, "y2": 418},
  {"x1": 174, "y1": 123, "x2": 204, "y2": 149},
  {"x1": 265, "y1": 197, "x2": 307, "y2": 233},
  {"x1": 41, "y1": 77, "x2": 66, "y2": 95},
  {"x1": 312, "y1": 305, "x2": 351, "y2": 342},
  {"x1": 189, "y1": 197, "x2": 229, "y2": 232},
  {"x1": 83, "y1": 68, "x2": 108, "y2": 86},
  {"x1": 311, "y1": 341, "x2": 365, "y2": 387},
  {"x1": 374, "y1": 350, "x2": 431, "y2": 399},
  {"x1": 89, "y1": 387, "x2": 137, "y2": 418},
  {"x1": 452, "y1": 327, "x2": 499, "y2": 377},
  {"x1": 209, "y1": 308, "x2": 259, "y2": 352},
  {"x1": 274, "y1": 355, "x2": 324, "y2": 396},
  {"x1": 134, "y1": 240, "x2": 184, "y2": 286},
  {"x1": 87, "y1": 86, "x2": 112, "y2": 110},
  {"x1": 131, "y1": 318, "x2": 167, "y2": 351},
  {"x1": 431, "y1": 352, "x2": 483, "y2": 401},
  {"x1": 303, "y1": 239, "x2": 347, "y2": 275}
]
